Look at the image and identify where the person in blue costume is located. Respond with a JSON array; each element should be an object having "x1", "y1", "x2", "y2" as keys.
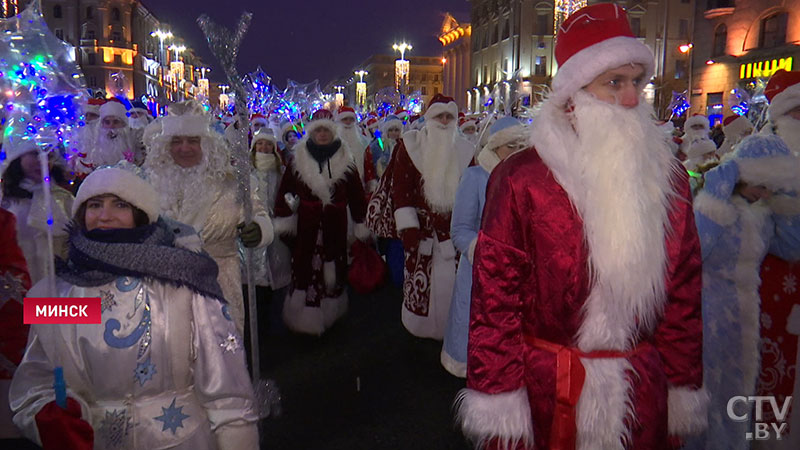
[
  {"x1": 440, "y1": 116, "x2": 528, "y2": 378},
  {"x1": 688, "y1": 134, "x2": 800, "y2": 450}
]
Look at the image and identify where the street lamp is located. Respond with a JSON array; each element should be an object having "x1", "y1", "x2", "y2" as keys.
[
  {"x1": 168, "y1": 44, "x2": 186, "y2": 61},
  {"x1": 393, "y1": 42, "x2": 412, "y2": 93},
  {"x1": 150, "y1": 29, "x2": 173, "y2": 63},
  {"x1": 354, "y1": 70, "x2": 368, "y2": 108}
]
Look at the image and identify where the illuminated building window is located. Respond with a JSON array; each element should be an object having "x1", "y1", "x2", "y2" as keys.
[
  {"x1": 492, "y1": 23, "x2": 499, "y2": 45},
  {"x1": 712, "y1": 24, "x2": 727, "y2": 57},
  {"x1": 483, "y1": 65, "x2": 488, "y2": 84},
  {"x1": 536, "y1": 14, "x2": 551, "y2": 36},
  {"x1": 675, "y1": 59, "x2": 686, "y2": 79},
  {"x1": 706, "y1": 92, "x2": 724, "y2": 123},
  {"x1": 86, "y1": 6, "x2": 93, "y2": 19},
  {"x1": 759, "y1": 12, "x2": 788, "y2": 49},
  {"x1": 630, "y1": 17, "x2": 644, "y2": 38},
  {"x1": 421, "y1": 86, "x2": 427, "y2": 95},
  {"x1": 53, "y1": 5, "x2": 62, "y2": 18},
  {"x1": 112, "y1": 8, "x2": 121, "y2": 22},
  {"x1": 112, "y1": 31, "x2": 122, "y2": 42},
  {"x1": 502, "y1": 18, "x2": 510, "y2": 40},
  {"x1": 535, "y1": 56, "x2": 547, "y2": 77},
  {"x1": 483, "y1": 27, "x2": 489, "y2": 48}
]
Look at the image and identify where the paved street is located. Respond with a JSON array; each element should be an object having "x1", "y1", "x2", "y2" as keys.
[{"x1": 257, "y1": 284, "x2": 472, "y2": 450}]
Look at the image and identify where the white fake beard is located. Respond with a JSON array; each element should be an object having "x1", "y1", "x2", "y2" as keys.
[
  {"x1": 683, "y1": 128, "x2": 709, "y2": 142},
  {"x1": 774, "y1": 115, "x2": 800, "y2": 154},
  {"x1": 338, "y1": 124, "x2": 364, "y2": 152},
  {"x1": 569, "y1": 90, "x2": 677, "y2": 348},
  {"x1": 128, "y1": 116, "x2": 149, "y2": 130},
  {"x1": 420, "y1": 122, "x2": 461, "y2": 213},
  {"x1": 93, "y1": 127, "x2": 133, "y2": 165},
  {"x1": 149, "y1": 160, "x2": 213, "y2": 223}
]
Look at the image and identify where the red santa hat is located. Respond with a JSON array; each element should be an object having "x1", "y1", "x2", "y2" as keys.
[
  {"x1": 550, "y1": 3, "x2": 654, "y2": 105},
  {"x1": 685, "y1": 113, "x2": 709, "y2": 131},
  {"x1": 722, "y1": 114, "x2": 753, "y2": 138},
  {"x1": 72, "y1": 162, "x2": 160, "y2": 224},
  {"x1": 85, "y1": 98, "x2": 106, "y2": 116},
  {"x1": 423, "y1": 93, "x2": 458, "y2": 122},
  {"x1": 365, "y1": 117, "x2": 379, "y2": 132},
  {"x1": 394, "y1": 108, "x2": 409, "y2": 120},
  {"x1": 221, "y1": 113, "x2": 235, "y2": 126},
  {"x1": 305, "y1": 109, "x2": 337, "y2": 136},
  {"x1": 336, "y1": 106, "x2": 357, "y2": 122},
  {"x1": 99, "y1": 98, "x2": 128, "y2": 121},
  {"x1": 765, "y1": 70, "x2": 800, "y2": 120},
  {"x1": 250, "y1": 113, "x2": 268, "y2": 127}
]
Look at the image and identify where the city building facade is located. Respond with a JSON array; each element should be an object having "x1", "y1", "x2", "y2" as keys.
[
  {"x1": 689, "y1": 0, "x2": 798, "y2": 125},
  {"x1": 439, "y1": 13, "x2": 472, "y2": 109}
]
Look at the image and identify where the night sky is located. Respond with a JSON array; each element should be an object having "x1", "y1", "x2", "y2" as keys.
[{"x1": 146, "y1": 0, "x2": 470, "y2": 90}]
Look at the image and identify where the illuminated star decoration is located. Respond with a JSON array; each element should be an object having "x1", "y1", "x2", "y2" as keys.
[
  {"x1": 220, "y1": 333, "x2": 240, "y2": 354},
  {"x1": 153, "y1": 397, "x2": 190, "y2": 434},
  {"x1": 134, "y1": 356, "x2": 157, "y2": 387},
  {"x1": 0, "y1": 272, "x2": 27, "y2": 302},
  {"x1": 99, "y1": 289, "x2": 117, "y2": 312}
]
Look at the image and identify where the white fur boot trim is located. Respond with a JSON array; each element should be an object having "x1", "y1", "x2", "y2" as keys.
[
  {"x1": 667, "y1": 385, "x2": 710, "y2": 437},
  {"x1": 282, "y1": 289, "x2": 325, "y2": 336},
  {"x1": 323, "y1": 261, "x2": 337, "y2": 291},
  {"x1": 440, "y1": 348, "x2": 466, "y2": 378},
  {"x1": 454, "y1": 387, "x2": 534, "y2": 450}
]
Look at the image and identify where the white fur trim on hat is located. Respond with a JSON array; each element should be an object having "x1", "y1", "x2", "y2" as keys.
[
  {"x1": 161, "y1": 115, "x2": 211, "y2": 137},
  {"x1": 768, "y1": 82, "x2": 800, "y2": 120},
  {"x1": 551, "y1": 36, "x2": 654, "y2": 105},
  {"x1": 251, "y1": 130, "x2": 278, "y2": 147},
  {"x1": 459, "y1": 119, "x2": 477, "y2": 131},
  {"x1": 424, "y1": 100, "x2": 459, "y2": 122},
  {"x1": 99, "y1": 101, "x2": 128, "y2": 120},
  {"x1": 685, "y1": 138, "x2": 717, "y2": 160},
  {"x1": 336, "y1": 110, "x2": 357, "y2": 122},
  {"x1": 381, "y1": 118, "x2": 403, "y2": 134},
  {"x1": 305, "y1": 118, "x2": 337, "y2": 136},
  {"x1": 72, "y1": 167, "x2": 160, "y2": 223},
  {"x1": 722, "y1": 115, "x2": 752, "y2": 138},
  {"x1": 485, "y1": 123, "x2": 528, "y2": 154},
  {"x1": 685, "y1": 114, "x2": 710, "y2": 131}
]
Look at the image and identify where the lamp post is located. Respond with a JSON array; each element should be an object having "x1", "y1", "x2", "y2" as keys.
[
  {"x1": 334, "y1": 85, "x2": 345, "y2": 108},
  {"x1": 679, "y1": 43, "x2": 693, "y2": 114},
  {"x1": 393, "y1": 42, "x2": 412, "y2": 94},
  {"x1": 150, "y1": 29, "x2": 173, "y2": 64},
  {"x1": 354, "y1": 70, "x2": 368, "y2": 108},
  {"x1": 168, "y1": 44, "x2": 186, "y2": 62}
]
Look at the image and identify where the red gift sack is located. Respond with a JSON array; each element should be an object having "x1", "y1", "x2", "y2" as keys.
[{"x1": 348, "y1": 240, "x2": 386, "y2": 294}]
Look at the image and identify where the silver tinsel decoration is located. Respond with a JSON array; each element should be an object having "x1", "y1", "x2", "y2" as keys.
[{"x1": 254, "y1": 378, "x2": 282, "y2": 419}]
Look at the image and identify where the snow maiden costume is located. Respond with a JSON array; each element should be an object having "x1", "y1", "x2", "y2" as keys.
[
  {"x1": 455, "y1": 5, "x2": 707, "y2": 449},
  {"x1": 441, "y1": 116, "x2": 527, "y2": 378},
  {"x1": 9, "y1": 165, "x2": 259, "y2": 450},
  {"x1": 689, "y1": 138, "x2": 800, "y2": 447}
]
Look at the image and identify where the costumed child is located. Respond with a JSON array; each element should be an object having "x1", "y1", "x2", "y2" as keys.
[
  {"x1": 9, "y1": 163, "x2": 259, "y2": 450},
  {"x1": 441, "y1": 116, "x2": 527, "y2": 378}
]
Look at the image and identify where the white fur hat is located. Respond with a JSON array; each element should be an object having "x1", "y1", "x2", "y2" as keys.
[
  {"x1": 251, "y1": 129, "x2": 278, "y2": 148},
  {"x1": 722, "y1": 114, "x2": 753, "y2": 138},
  {"x1": 734, "y1": 134, "x2": 800, "y2": 192},
  {"x1": 99, "y1": 100, "x2": 128, "y2": 121},
  {"x1": 484, "y1": 116, "x2": 528, "y2": 151},
  {"x1": 685, "y1": 138, "x2": 717, "y2": 160},
  {"x1": 160, "y1": 114, "x2": 211, "y2": 137},
  {"x1": 72, "y1": 163, "x2": 159, "y2": 223},
  {"x1": 685, "y1": 114, "x2": 709, "y2": 131}
]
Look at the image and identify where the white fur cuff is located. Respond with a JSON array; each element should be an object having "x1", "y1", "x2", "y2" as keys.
[
  {"x1": 394, "y1": 206, "x2": 420, "y2": 231},
  {"x1": 768, "y1": 194, "x2": 800, "y2": 217},
  {"x1": 273, "y1": 215, "x2": 298, "y2": 237},
  {"x1": 694, "y1": 191, "x2": 737, "y2": 226},
  {"x1": 454, "y1": 387, "x2": 533, "y2": 449},
  {"x1": 252, "y1": 212, "x2": 274, "y2": 247},
  {"x1": 667, "y1": 386, "x2": 710, "y2": 437},
  {"x1": 467, "y1": 237, "x2": 478, "y2": 264},
  {"x1": 366, "y1": 179, "x2": 378, "y2": 194},
  {"x1": 354, "y1": 222, "x2": 372, "y2": 242}
]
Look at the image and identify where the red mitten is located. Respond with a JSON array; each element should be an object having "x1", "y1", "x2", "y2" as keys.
[{"x1": 35, "y1": 397, "x2": 94, "y2": 450}]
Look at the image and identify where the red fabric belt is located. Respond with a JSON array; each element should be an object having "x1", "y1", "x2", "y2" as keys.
[{"x1": 525, "y1": 336, "x2": 652, "y2": 450}]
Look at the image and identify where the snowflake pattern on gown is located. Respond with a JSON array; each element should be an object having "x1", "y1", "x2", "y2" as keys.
[{"x1": 99, "y1": 408, "x2": 132, "y2": 448}]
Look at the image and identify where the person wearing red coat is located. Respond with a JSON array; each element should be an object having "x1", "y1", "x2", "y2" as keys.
[
  {"x1": 0, "y1": 208, "x2": 32, "y2": 439},
  {"x1": 455, "y1": 4, "x2": 707, "y2": 450},
  {"x1": 273, "y1": 110, "x2": 371, "y2": 336}
]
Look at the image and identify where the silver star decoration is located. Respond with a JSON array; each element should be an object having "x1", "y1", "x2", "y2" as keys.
[
  {"x1": 99, "y1": 409, "x2": 131, "y2": 448},
  {"x1": 100, "y1": 289, "x2": 117, "y2": 312},
  {"x1": 153, "y1": 397, "x2": 190, "y2": 435},
  {"x1": 220, "y1": 333, "x2": 240, "y2": 354},
  {"x1": 0, "y1": 272, "x2": 26, "y2": 302}
]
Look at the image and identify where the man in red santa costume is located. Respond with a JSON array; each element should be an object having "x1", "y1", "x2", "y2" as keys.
[
  {"x1": 455, "y1": 4, "x2": 707, "y2": 449},
  {"x1": 755, "y1": 69, "x2": 800, "y2": 449},
  {"x1": 74, "y1": 99, "x2": 144, "y2": 173},
  {"x1": 273, "y1": 109, "x2": 371, "y2": 335},
  {"x1": 336, "y1": 106, "x2": 369, "y2": 183},
  {"x1": 391, "y1": 94, "x2": 474, "y2": 340}
]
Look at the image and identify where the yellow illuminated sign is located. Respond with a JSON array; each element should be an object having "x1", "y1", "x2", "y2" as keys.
[{"x1": 739, "y1": 57, "x2": 793, "y2": 79}]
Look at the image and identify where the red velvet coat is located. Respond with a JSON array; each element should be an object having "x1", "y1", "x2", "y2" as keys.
[
  {"x1": 463, "y1": 148, "x2": 704, "y2": 449},
  {"x1": 0, "y1": 208, "x2": 31, "y2": 380}
]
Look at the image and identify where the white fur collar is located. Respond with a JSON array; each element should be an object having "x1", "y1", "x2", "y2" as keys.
[
  {"x1": 293, "y1": 138, "x2": 357, "y2": 205},
  {"x1": 477, "y1": 147, "x2": 501, "y2": 173}
]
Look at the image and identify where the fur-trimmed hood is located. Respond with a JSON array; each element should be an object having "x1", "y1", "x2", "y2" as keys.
[{"x1": 292, "y1": 137, "x2": 358, "y2": 205}]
